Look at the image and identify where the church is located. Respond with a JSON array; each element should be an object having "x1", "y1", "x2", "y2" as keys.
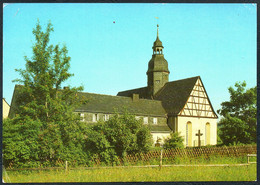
[{"x1": 9, "y1": 25, "x2": 218, "y2": 147}]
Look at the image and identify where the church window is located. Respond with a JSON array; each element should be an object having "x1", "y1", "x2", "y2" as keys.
[
  {"x1": 153, "y1": 118, "x2": 158, "y2": 124},
  {"x1": 205, "y1": 122, "x2": 210, "y2": 145},
  {"x1": 144, "y1": 117, "x2": 148, "y2": 124},
  {"x1": 186, "y1": 122, "x2": 192, "y2": 147},
  {"x1": 93, "y1": 113, "x2": 99, "y2": 122}
]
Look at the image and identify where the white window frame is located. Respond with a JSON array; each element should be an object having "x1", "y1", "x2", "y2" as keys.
[
  {"x1": 93, "y1": 113, "x2": 99, "y2": 122},
  {"x1": 153, "y1": 117, "x2": 158, "y2": 124},
  {"x1": 104, "y1": 114, "x2": 109, "y2": 121},
  {"x1": 79, "y1": 113, "x2": 85, "y2": 122},
  {"x1": 143, "y1": 117, "x2": 148, "y2": 124}
]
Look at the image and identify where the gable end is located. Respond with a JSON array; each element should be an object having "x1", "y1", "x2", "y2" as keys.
[{"x1": 178, "y1": 77, "x2": 218, "y2": 118}]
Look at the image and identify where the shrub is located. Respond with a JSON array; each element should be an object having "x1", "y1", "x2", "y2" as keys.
[
  {"x1": 85, "y1": 112, "x2": 153, "y2": 164},
  {"x1": 163, "y1": 132, "x2": 184, "y2": 149}
]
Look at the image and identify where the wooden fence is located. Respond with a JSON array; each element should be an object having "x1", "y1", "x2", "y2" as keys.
[
  {"x1": 5, "y1": 145, "x2": 257, "y2": 170},
  {"x1": 92, "y1": 145, "x2": 257, "y2": 166}
]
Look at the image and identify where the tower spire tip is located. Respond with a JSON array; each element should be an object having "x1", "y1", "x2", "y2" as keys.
[{"x1": 157, "y1": 24, "x2": 159, "y2": 37}]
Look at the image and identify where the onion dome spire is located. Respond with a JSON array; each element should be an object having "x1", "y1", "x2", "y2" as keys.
[
  {"x1": 153, "y1": 24, "x2": 163, "y2": 54},
  {"x1": 147, "y1": 24, "x2": 170, "y2": 97},
  {"x1": 157, "y1": 24, "x2": 159, "y2": 37}
]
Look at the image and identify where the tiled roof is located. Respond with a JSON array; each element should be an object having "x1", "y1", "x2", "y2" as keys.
[
  {"x1": 117, "y1": 87, "x2": 149, "y2": 99},
  {"x1": 154, "y1": 76, "x2": 200, "y2": 116},
  {"x1": 150, "y1": 125, "x2": 171, "y2": 132},
  {"x1": 77, "y1": 92, "x2": 167, "y2": 117}
]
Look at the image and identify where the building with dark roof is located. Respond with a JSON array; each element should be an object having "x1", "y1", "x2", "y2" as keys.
[
  {"x1": 117, "y1": 25, "x2": 218, "y2": 146},
  {"x1": 9, "y1": 24, "x2": 218, "y2": 147}
]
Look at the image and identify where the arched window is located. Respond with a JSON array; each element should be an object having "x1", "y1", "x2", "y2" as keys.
[
  {"x1": 186, "y1": 122, "x2": 192, "y2": 147},
  {"x1": 205, "y1": 122, "x2": 210, "y2": 145}
]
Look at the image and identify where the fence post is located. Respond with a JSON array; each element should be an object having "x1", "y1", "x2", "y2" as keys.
[
  {"x1": 159, "y1": 149, "x2": 163, "y2": 168},
  {"x1": 65, "y1": 161, "x2": 68, "y2": 172}
]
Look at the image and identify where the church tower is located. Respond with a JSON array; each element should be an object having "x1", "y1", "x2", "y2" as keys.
[{"x1": 147, "y1": 25, "x2": 170, "y2": 98}]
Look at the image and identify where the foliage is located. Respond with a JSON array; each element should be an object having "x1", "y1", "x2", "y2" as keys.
[
  {"x1": 216, "y1": 127, "x2": 223, "y2": 145},
  {"x1": 163, "y1": 132, "x2": 184, "y2": 149},
  {"x1": 217, "y1": 81, "x2": 256, "y2": 145},
  {"x1": 85, "y1": 112, "x2": 153, "y2": 164},
  {"x1": 3, "y1": 116, "x2": 90, "y2": 168},
  {"x1": 12, "y1": 19, "x2": 84, "y2": 124},
  {"x1": 3, "y1": 117, "x2": 42, "y2": 168},
  {"x1": 3, "y1": 20, "x2": 88, "y2": 168}
]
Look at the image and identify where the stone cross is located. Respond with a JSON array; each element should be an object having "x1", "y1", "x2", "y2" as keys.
[{"x1": 195, "y1": 130, "x2": 203, "y2": 147}]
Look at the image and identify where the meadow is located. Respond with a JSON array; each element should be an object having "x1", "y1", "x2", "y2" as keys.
[
  {"x1": 3, "y1": 146, "x2": 256, "y2": 182},
  {"x1": 3, "y1": 163, "x2": 256, "y2": 182}
]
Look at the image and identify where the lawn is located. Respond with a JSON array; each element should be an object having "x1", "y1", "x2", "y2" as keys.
[{"x1": 3, "y1": 163, "x2": 256, "y2": 182}]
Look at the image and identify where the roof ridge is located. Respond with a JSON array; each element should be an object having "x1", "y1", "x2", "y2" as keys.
[
  {"x1": 118, "y1": 86, "x2": 147, "y2": 93},
  {"x1": 80, "y1": 91, "x2": 162, "y2": 102},
  {"x1": 167, "y1": 76, "x2": 200, "y2": 84},
  {"x1": 79, "y1": 91, "x2": 118, "y2": 97}
]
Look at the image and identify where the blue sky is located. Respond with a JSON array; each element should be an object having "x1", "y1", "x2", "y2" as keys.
[{"x1": 3, "y1": 3, "x2": 257, "y2": 113}]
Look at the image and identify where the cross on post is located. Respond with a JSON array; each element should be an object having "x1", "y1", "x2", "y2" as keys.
[{"x1": 195, "y1": 130, "x2": 203, "y2": 147}]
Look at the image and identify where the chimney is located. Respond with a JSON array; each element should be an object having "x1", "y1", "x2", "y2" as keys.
[{"x1": 132, "y1": 94, "x2": 139, "y2": 102}]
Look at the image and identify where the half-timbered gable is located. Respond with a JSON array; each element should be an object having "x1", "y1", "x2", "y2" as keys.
[
  {"x1": 179, "y1": 77, "x2": 218, "y2": 118},
  {"x1": 153, "y1": 76, "x2": 218, "y2": 147}
]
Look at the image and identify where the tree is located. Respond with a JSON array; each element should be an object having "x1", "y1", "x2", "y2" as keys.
[
  {"x1": 163, "y1": 132, "x2": 184, "y2": 149},
  {"x1": 13, "y1": 19, "x2": 83, "y2": 124},
  {"x1": 3, "y1": 20, "x2": 88, "y2": 168},
  {"x1": 217, "y1": 81, "x2": 256, "y2": 145},
  {"x1": 85, "y1": 112, "x2": 153, "y2": 164}
]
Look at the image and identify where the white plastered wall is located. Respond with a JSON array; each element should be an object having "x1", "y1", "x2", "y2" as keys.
[
  {"x1": 151, "y1": 132, "x2": 171, "y2": 145},
  {"x1": 2, "y1": 99, "x2": 10, "y2": 119},
  {"x1": 177, "y1": 116, "x2": 217, "y2": 147}
]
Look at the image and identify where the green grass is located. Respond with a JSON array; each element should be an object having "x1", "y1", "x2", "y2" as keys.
[{"x1": 3, "y1": 163, "x2": 256, "y2": 182}]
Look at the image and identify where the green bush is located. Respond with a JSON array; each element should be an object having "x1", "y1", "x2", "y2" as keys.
[
  {"x1": 163, "y1": 132, "x2": 184, "y2": 149},
  {"x1": 85, "y1": 112, "x2": 153, "y2": 165},
  {"x1": 3, "y1": 115, "x2": 90, "y2": 168}
]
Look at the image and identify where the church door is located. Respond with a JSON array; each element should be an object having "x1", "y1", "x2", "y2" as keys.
[{"x1": 186, "y1": 122, "x2": 192, "y2": 147}]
